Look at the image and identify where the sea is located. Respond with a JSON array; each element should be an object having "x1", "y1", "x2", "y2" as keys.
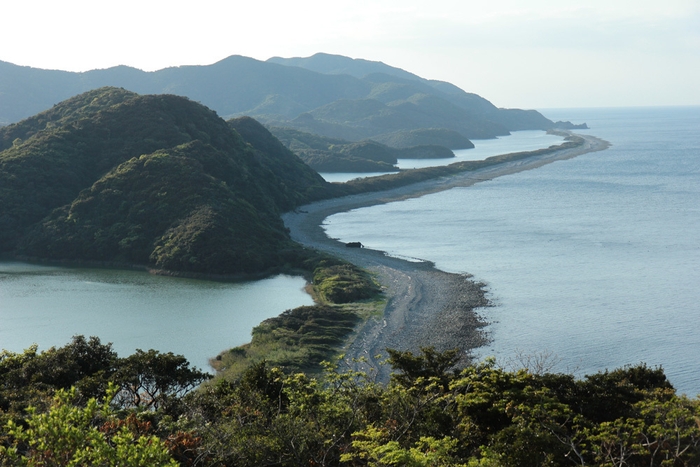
[{"x1": 323, "y1": 106, "x2": 700, "y2": 395}]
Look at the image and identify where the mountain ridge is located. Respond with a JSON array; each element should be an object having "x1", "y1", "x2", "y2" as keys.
[{"x1": 0, "y1": 54, "x2": 561, "y2": 146}]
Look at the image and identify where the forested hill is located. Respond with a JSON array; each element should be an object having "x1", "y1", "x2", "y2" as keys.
[
  {"x1": 0, "y1": 87, "x2": 332, "y2": 275},
  {"x1": 0, "y1": 54, "x2": 557, "y2": 146}
]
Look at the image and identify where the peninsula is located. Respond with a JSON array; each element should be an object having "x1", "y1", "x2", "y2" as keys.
[{"x1": 283, "y1": 133, "x2": 610, "y2": 380}]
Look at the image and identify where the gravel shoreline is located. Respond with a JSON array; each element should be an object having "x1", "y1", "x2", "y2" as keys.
[{"x1": 283, "y1": 134, "x2": 610, "y2": 381}]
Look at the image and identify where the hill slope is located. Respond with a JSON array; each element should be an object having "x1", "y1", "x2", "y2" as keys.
[
  {"x1": 0, "y1": 87, "x2": 331, "y2": 275},
  {"x1": 267, "y1": 53, "x2": 555, "y2": 133}
]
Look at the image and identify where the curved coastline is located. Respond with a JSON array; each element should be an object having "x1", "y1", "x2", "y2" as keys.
[{"x1": 283, "y1": 134, "x2": 610, "y2": 380}]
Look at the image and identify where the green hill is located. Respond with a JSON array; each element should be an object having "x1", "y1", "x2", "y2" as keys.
[
  {"x1": 0, "y1": 57, "x2": 369, "y2": 125},
  {"x1": 0, "y1": 87, "x2": 331, "y2": 275}
]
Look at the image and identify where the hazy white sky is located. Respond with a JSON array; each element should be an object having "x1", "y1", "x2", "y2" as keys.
[{"x1": 2, "y1": 0, "x2": 699, "y2": 108}]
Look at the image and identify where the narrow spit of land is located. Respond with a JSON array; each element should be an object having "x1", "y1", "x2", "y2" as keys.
[{"x1": 283, "y1": 134, "x2": 610, "y2": 381}]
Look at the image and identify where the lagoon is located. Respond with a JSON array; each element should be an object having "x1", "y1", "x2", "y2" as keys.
[{"x1": 0, "y1": 262, "x2": 313, "y2": 370}]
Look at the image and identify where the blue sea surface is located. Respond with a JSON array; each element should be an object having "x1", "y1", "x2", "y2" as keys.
[{"x1": 323, "y1": 107, "x2": 700, "y2": 395}]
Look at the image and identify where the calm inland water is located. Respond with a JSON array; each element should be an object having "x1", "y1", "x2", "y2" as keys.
[{"x1": 0, "y1": 262, "x2": 313, "y2": 370}]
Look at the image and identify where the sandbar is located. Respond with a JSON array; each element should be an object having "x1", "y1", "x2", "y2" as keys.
[{"x1": 282, "y1": 133, "x2": 610, "y2": 381}]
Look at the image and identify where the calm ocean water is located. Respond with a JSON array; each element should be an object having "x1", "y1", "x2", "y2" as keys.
[
  {"x1": 324, "y1": 107, "x2": 700, "y2": 395},
  {"x1": 0, "y1": 263, "x2": 313, "y2": 370}
]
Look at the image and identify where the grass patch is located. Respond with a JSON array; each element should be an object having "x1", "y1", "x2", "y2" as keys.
[
  {"x1": 313, "y1": 262, "x2": 380, "y2": 303},
  {"x1": 211, "y1": 258, "x2": 383, "y2": 380}
]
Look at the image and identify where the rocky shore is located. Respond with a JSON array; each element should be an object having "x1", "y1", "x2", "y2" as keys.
[{"x1": 283, "y1": 133, "x2": 610, "y2": 381}]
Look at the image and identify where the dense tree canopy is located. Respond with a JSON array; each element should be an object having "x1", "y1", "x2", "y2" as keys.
[{"x1": 2, "y1": 341, "x2": 698, "y2": 467}]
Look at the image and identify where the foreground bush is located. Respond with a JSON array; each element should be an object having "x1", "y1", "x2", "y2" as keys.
[
  {"x1": 2, "y1": 341, "x2": 698, "y2": 467},
  {"x1": 0, "y1": 386, "x2": 177, "y2": 466}
]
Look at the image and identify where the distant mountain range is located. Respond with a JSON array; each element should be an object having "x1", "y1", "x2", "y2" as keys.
[{"x1": 0, "y1": 53, "x2": 576, "y2": 147}]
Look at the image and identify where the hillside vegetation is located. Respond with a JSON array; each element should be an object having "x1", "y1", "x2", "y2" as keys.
[
  {"x1": 268, "y1": 127, "x2": 457, "y2": 173},
  {"x1": 0, "y1": 87, "x2": 333, "y2": 275}
]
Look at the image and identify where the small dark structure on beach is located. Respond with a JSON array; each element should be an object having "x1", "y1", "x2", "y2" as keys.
[{"x1": 346, "y1": 242, "x2": 363, "y2": 248}]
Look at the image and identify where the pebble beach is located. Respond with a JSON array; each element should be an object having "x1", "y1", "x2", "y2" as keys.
[{"x1": 282, "y1": 134, "x2": 610, "y2": 381}]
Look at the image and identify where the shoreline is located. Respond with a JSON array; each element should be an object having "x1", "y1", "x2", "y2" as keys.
[{"x1": 283, "y1": 133, "x2": 610, "y2": 380}]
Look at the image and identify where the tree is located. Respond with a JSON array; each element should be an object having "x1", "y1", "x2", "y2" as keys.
[
  {"x1": 387, "y1": 347, "x2": 461, "y2": 391},
  {"x1": 113, "y1": 349, "x2": 210, "y2": 410},
  {"x1": 0, "y1": 386, "x2": 177, "y2": 467},
  {"x1": 34, "y1": 335, "x2": 119, "y2": 400},
  {"x1": 341, "y1": 425, "x2": 467, "y2": 467},
  {"x1": 0, "y1": 336, "x2": 117, "y2": 416}
]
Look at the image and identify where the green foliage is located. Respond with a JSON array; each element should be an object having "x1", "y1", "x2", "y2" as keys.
[
  {"x1": 0, "y1": 336, "x2": 208, "y2": 424},
  {"x1": 0, "y1": 386, "x2": 178, "y2": 467},
  {"x1": 268, "y1": 126, "x2": 399, "y2": 173},
  {"x1": 397, "y1": 145, "x2": 456, "y2": 159},
  {"x1": 268, "y1": 126, "x2": 350, "y2": 152},
  {"x1": 0, "y1": 336, "x2": 118, "y2": 417},
  {"x1": 194, "y1": 349, "x2": 699, "y2": 467},
  {"x1": 2, "y1": 344, "x2": 699, "y2": 467},
  {"x1": 265, "y1": 92, "x2": 510, "y2": 141},
  {"x1": 225, "y1": 117, "x2": 331, "y2": 209},
  {"x1": 370, "y1": 128, "x2": 474, "y2": 150},
  {"x1": 387, "y1": 347, "x2": 462, "y2": 390},
  {"x1": 341, "y1": 426, "x2": 467, "y2": 467},
  {"x1": 113, "y1": 349, "x2": 210, "y2": 410},
  {"x1": 313, "y1": 262, "x2": 381, "y2": 304},
  {"x1": 215, "y1": 305, "x2": 361, "y2": 376},
  {"x1": 0, "y1": 87, "x2": 138, "y2": 152},
  {"x1": 176, "y1": 361, "x2": 376, "y2": 467},
  {"x1": 213, "y1": 258, "x2": 381, "y2": 377}
]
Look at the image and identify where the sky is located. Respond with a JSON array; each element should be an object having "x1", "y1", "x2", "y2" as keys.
[{"x1": 2, "y1": 0, "x2": 699, "y2": 109}]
